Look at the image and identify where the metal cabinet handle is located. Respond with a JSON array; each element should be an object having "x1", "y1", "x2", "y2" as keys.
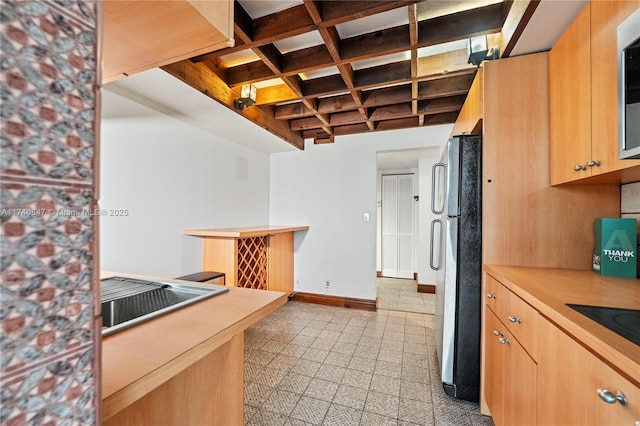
[
  {"x1": 587, "y1": 160, "x2": 601, "y2": 167},
  {"x1": 487, "y1": 293, "x2": 496, "y2": 299},
  {"x1": 508, "y1": 315, "x2": 522, "y2": 323},
  {"x1": 429, "y1": 219, "x2": 442, "y2": 271},
  {"x1": 431, "y1": 162, "x2": 446, "y2": 214},
  {"x1": 499, "y1": 337, "x2": 510, "y2": 345},
  {"x1": 597, "y1": 389, "x2": 628, "y2": 406},
  {"x1": 492, "y1": 330, "x2": 501, "y2": 336},
  {"x1": 574, "y1": 165, "x2": 585, "y2": 171}
]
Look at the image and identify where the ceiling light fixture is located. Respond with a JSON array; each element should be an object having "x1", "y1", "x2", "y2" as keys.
[
  {"x1": 234, "y1": 83, "x2": 257, "y2": 111},
  {"x1": 467, "y1": 35, "x2": 499, "y2": 67}
]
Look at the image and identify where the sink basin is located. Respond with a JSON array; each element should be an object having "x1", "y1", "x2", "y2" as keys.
[
  {"x1": 566, "y1": 304, "x2": 640, "y2": 346},
  {"x1": 101, "y1": 276, "x2": 228, "y2": 336}
]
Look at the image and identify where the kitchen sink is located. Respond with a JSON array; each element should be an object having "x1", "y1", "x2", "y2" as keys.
[{"x1": 101, "y1": 276, "x2": 228, "y2": 336}]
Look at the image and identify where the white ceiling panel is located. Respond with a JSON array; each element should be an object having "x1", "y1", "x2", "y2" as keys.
[
  {"x1": 253, "y1": 77, "x2": 285, "y2": 89},
  {"x1": 299, "y1": 66, "x2": 340, "y2": 81},
  {"x1": 238, "y1": 0, "x2": 302, "y2": 19},
  {"x1": 336, "y1": 7, "x2": 409, "y2": 39},
  {"x1": 417, "y1": 39, "x2": 468, "y2": 58},
  {"x1": 417, "y1": 0, "x2": 502, "y2": 21},
  {"x1": 218, "y1": 49, "x2": 261, "y2": 68},
  {"x1": 352, "y1": 51, "x2": 410, "y2": 70},
  {"x1": 274, "y1": 31, "x2": 324, "y2": 54}
]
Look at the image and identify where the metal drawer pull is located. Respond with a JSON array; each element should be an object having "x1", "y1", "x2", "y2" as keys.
[
  {"x1": 499, "y1": 337, "x2": 510, "y2": 345},
  {"x1": 587, "y1": 160, "x2": 601, "y2": 167},
  {"x1": 597, "y1": 389, "x2": 628, "y2": 406},
  {"x1": 574, "y1": 164, "x2": 585, "y2": 171},
  {"x1": 508, "y1": 315, "x2": 522, "y2": 323},
  {"x1": 493, "y1": 330, "x2": 501, "y2": 336},
  {"x1": 487, "y1": 293, "x2": 496, "y2": 299}
]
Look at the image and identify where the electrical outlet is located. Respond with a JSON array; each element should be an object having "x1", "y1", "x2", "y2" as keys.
[{"x1": 325, "y1": 280, "x2": 330, "y2": 289}]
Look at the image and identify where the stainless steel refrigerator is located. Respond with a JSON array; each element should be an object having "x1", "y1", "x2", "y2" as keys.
[{"x1": 429, "y1": 135, "x2": 482, "y2": 402}]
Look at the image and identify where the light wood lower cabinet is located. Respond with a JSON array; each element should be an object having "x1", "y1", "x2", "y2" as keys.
[
  {"x1": 537, "y1": 317, "x2": 640, "y2": 425},
  {"x1": 485, "y1": 304, "x2": 537, "y2": 425}
]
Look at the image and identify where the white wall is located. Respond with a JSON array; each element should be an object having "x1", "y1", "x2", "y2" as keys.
[
  {"x1": 99, "y1": 90, "x2": 270, "y2": 278},
  {"x1": 270, "y1": 125, "x2": 453, "y2": 300}
]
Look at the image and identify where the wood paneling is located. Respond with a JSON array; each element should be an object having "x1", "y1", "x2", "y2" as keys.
[
  {"x1": 450, "y1": 67, "x2": 483, "y2": 137},
  {"x1": 537, "y1": 316, "x2": 640, "y2": 425},
  {"x1": 103, "y1": 334, "x2": 244, "y2": 426},
  {"x1": 482, "y1": 53, "x2": 620, "y2": 270},
  {"x1": 267, "y1": 232, "x2": 294, "y2": 293},
  {"x1": 102, "y1": 0, "x2": 233, "y2": 83},
  {"x1": 549, "y1": 4, "x2": 593, "y2": 184}
]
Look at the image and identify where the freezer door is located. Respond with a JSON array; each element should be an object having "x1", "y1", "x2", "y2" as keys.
[
  {"x1": 434, "y1": 216, "x2": 458, "y2": 385},
  {"x1": 446, "y1": 138, "x2": 461, "y2": 217}
]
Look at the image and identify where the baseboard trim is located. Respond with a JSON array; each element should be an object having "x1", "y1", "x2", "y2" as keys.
[
  {"x1": 417, "y1": 284, "x2": 435, "y2": 294},
  {"x1": 290, "y1": 292, "x2": 377, "y2": 311},
  {"x1": 376, "y1": 271, "x2": 382, "y2": 277}
]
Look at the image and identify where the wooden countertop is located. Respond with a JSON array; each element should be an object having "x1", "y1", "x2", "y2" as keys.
[
  {"x1": 484, "y1": 265, "x2": 640, "y2": 385},
  {"x1": 100, "y1": 272, "x2": 288, "y2": 420},
  {"x1": 183, "y1": 225, "x2": 309, "y2": 238}
]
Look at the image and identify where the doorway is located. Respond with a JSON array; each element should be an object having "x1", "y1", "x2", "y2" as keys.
[{"x1": 381, "y1": 173, "x2": 415, "y2": 279}]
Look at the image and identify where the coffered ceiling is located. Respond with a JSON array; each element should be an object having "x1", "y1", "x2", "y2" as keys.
[{"x1": 160, "y1": 0, "x2": 540, "y2": 149}]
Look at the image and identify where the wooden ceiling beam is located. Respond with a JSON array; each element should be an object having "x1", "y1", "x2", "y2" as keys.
[
  {"x1": 333, "y1": 123, "x2": 371, "y2": 136},
  {"x1": 363, "y1": 85, "x2": 412, "y2": 107},
  {"x1": 416, "y1": 49, "x2": 477, "y2": 79},
  {"x1": 423, "y1": 111, "x2": 459, "y2": 126},
  {"x1": 354, "y1": 61, "x2": 411, "y2": 88},
  {"x1": 290, "y1": 116, "x2": 326, "y2": 131},
  {"x1": 375, "y1": 116, "x2": 420, "y2": 131},
  {"x1": 369, "y1": 103, "x2": 413, "y2": 121},
  {"x1": 418, "y1": 2, "x2": 504, "y2": 45},
  {"x1": 192, "y1": 1, "x2": 420, "y2": 62},
  {"x1": 417, "y1": 73, "x2": 475, "y2": 99},
  {"x1": 161, "y1": 60, "x2": 304, "y2": 149},
  {"x1": 317, "y1": 94, "x2": 357, "y2": 114},
  {"x1": 329, "y1": 110, "x2": 365, "y2": 127},
  {"x1": 202, "y1": 3, "x2": 504, "y2": 84},
  {"x1": 409, "y1": 4, "x2": 419, "y2": 115},
  {"x1": 417, "y1": 95, "x2": 466, "y2": 115},
  {"x1": 275, "y1": 102, "x2": 315, "y2": 120},
  {"x1": 252, "y1": 4, "x2": 316, "y2": 43},
  {"x1": 255, "y1": 84, "x2": 297, "y2": 105}
]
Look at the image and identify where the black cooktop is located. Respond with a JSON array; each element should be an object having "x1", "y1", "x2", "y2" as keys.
[{"x1": 567, "y1": 304, "x2": 640, "y2": 346}]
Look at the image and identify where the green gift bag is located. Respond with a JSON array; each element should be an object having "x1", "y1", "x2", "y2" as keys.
[{"x1": 592, "y1": 218, "x2": 637, "y2": 279}]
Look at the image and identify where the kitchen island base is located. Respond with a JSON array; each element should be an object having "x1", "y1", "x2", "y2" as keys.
[{"x1": 103, "y1": 334, "x2": 243, "y2": 426}]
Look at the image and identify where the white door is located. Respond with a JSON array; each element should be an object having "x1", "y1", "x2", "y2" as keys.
[{"x1": 381, "y1": 174, "x2": 415, "y2": 279}]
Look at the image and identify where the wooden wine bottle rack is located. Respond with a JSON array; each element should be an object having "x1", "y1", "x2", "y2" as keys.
[
  {"x1": 183, "y1": 226, "x2": 309, "y2": 294},
  {"x1": 237, "y1": 236, "x2": 268, "y2": 290}
]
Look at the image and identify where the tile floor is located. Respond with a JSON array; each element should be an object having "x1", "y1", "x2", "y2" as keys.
[
  {"x1": 244, "y1": 301, "x2": 493, "y2": 425},
  {"x1": 376, "y1": 277, "x2": 435, "y2": 314}
]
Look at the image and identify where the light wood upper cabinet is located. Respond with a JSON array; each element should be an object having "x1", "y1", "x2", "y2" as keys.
[
  {"x1": 549, "y1": 1, "x2": 640, "y2": 185},
  {"x1": 549, "y1": 4, "x2": 592, "y2": 184},
  {"x1": 101, "y1": 0, "x2": 234, "y2": 84},
  {"x1": 450, "y1": 68, "x2": 483, "y2": 138}
]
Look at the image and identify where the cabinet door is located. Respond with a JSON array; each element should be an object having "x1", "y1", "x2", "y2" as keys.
[
  {"x1": 591, "y1": 1, "x2": 640, "y2": 175},
  {"x1": 485, "y1": 310, "x2": 506, "y2": 425},
  {"x1": 549, "y1": 4, "x2": 592, "y2": 185},
  {"x1": 537, "y1": 317, "x2": 640, "y2": 425},
  {"x1": 485, "y1": 310, "x2": 537, "y2": 426}
]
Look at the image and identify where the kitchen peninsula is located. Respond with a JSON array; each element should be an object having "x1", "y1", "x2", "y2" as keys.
[
  {"x1": 184, "y1": 226, "x2": 309, "y2": 293},
  {"x1": 100, "y1": 272, "x2": 287, "y2": 425}
]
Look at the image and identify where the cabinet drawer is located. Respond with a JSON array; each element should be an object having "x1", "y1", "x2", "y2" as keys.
[{"x1": 485, "y1": 275, "x2": 538, "y2": 359}]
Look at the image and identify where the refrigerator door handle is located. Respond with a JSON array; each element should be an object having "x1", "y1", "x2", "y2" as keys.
[
  {"x1": 430, "y1": 218, "x2": 442, "y2": 270},
  {"x1": 431, "y1": 162, "x2": 446, "y2": 214}
]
